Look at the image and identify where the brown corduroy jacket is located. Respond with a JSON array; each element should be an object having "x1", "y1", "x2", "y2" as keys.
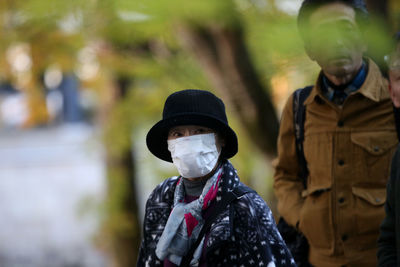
[{"x1": 274, "y1": 59, "x2": 398, "y2": 267}]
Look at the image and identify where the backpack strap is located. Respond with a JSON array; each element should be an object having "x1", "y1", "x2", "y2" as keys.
[
  {"x1": 179, "y1": 185, "x2": 255, "y2": 267},
  {"x1": 231, "y1": 184, "x2": 256, "y2": 198},
  {"x1": 292, "y1": 86, "x2": 313, "y2": 188},
  {"x1": 276, "y1": 86, "x2": 314, "y2": 267}
]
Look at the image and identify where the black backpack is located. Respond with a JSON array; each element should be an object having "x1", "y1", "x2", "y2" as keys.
[{"x1": 277, "y1": 86, "x2": 313, "y2": 267}]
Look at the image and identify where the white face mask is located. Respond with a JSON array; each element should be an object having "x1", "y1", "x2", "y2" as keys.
[{"x1": 167, "y1": 133, "x2": 221, "y2": 179}]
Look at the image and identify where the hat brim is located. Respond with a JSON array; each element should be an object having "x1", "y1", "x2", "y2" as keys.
[{"x1": 146, "y1": 113, "x2": 238, "y2": 162}]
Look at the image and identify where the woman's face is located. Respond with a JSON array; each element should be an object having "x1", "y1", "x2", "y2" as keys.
[
  {"x1": 168, "y1": 125, "x2": 225, "y2": 149},
  {"x1": 167, "y1": 125, "x2": 225, "y2": 180},
  {"x1": 168, "y1": 125, "x2": 214, "y2": 140}
]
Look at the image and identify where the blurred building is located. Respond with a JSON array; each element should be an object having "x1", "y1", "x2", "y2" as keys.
[{"x1": 0, "y1": 71, "x2": 107, "y2": 266}]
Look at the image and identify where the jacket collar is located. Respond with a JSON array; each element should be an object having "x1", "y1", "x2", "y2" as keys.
[{"x1": 304, "y1": 58, "x2": 389, "y2": 106}]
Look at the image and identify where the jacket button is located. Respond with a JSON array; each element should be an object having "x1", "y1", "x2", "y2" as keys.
[
  {"x1": 338, "y1": 120, "x2": 344, "y2": 127},
  {"x1": 338, "y1": 160, "x2": 345, "y2": 166},
  {"x1": 338, "y1": 197, "x2": 345, "y2": 203},
  {"x1": 342, "y1": 234, "x2": 348, "y2": 241}
]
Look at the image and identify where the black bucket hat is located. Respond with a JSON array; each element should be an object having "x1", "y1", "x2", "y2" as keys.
[{"x1": 146, "y1": 89, "x2": 238, "y2": 162}]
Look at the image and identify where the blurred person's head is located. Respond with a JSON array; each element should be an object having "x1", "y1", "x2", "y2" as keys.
[
  {"x1": 146, "y1": 89, "x2": 237, "y2": 180},
  {"x1": 385, "y1": 32, "x2": 400, "y2": 141},
  {"x1": 388, "y1": 32, "x2": 400, "y2": 108},
  {"x1": 298, "y1": 0, "x2": 369, "y2": 85}
]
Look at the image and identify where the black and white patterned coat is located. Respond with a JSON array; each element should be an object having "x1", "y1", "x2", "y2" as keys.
[{"x1": 138, "y1": 160, "x2": 296, "y2": 267}]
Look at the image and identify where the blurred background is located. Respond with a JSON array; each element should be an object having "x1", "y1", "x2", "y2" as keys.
[{"x1": 0, "y1": 0, "x2": 398, "y2": 266}]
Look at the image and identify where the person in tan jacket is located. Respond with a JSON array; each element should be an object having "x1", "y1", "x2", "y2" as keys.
[{"x1": 273, "y1": 0, "x2": 398, "y2": 266}]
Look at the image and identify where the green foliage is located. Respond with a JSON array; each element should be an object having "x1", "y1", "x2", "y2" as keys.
[
  {"x1": 364, "y1": 18, "x2": 394, "y2": 66},
  {"x1": 126, "y1": 0, "x2": 238, "y2": 26},
  {"x1": 3, "y1": 0, "x2": 395, "y2": 192}
]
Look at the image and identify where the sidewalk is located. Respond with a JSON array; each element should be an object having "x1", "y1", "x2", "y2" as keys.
[{"x1": 0, "y1": 124, "x2": 107, "y2": 267}]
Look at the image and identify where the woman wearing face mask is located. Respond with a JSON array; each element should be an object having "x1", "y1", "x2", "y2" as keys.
[{"x1": 137, "y1": 89, "x2": 294, "y2": 267}]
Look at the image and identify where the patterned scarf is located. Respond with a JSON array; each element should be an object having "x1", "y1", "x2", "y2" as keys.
[{"x1": 155, "y1": 166, "x2": 222, "y2": 266}]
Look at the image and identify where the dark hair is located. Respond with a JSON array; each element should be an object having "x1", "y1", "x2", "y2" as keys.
[{"x1": 297, "y1": 0, "x2": 369, "y2": 40}]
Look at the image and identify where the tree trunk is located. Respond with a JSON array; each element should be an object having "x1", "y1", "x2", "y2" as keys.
[
  {"x1": 105, "y1": 148, "x2": 140, "y2": 267},
  {"x1": 101, "y1": 76, "x2": 141, "y2": 267},
  {"x1": 177, "y1": 24, "x2": 279, "y2": 159}
]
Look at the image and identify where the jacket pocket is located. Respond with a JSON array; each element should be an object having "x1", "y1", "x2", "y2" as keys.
[
  {"x1": 352, "y1": 186, "x2": 386, "y2": 235},
  {"x1": 299, "y1": 186, "x2": 334, "y2": 254},
  {"x1": 303, "y1": 133, "x2": 333, "y2": 189},
  {"x1": 351, "y1": 131, "x2": 398, "y2": 184}
]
